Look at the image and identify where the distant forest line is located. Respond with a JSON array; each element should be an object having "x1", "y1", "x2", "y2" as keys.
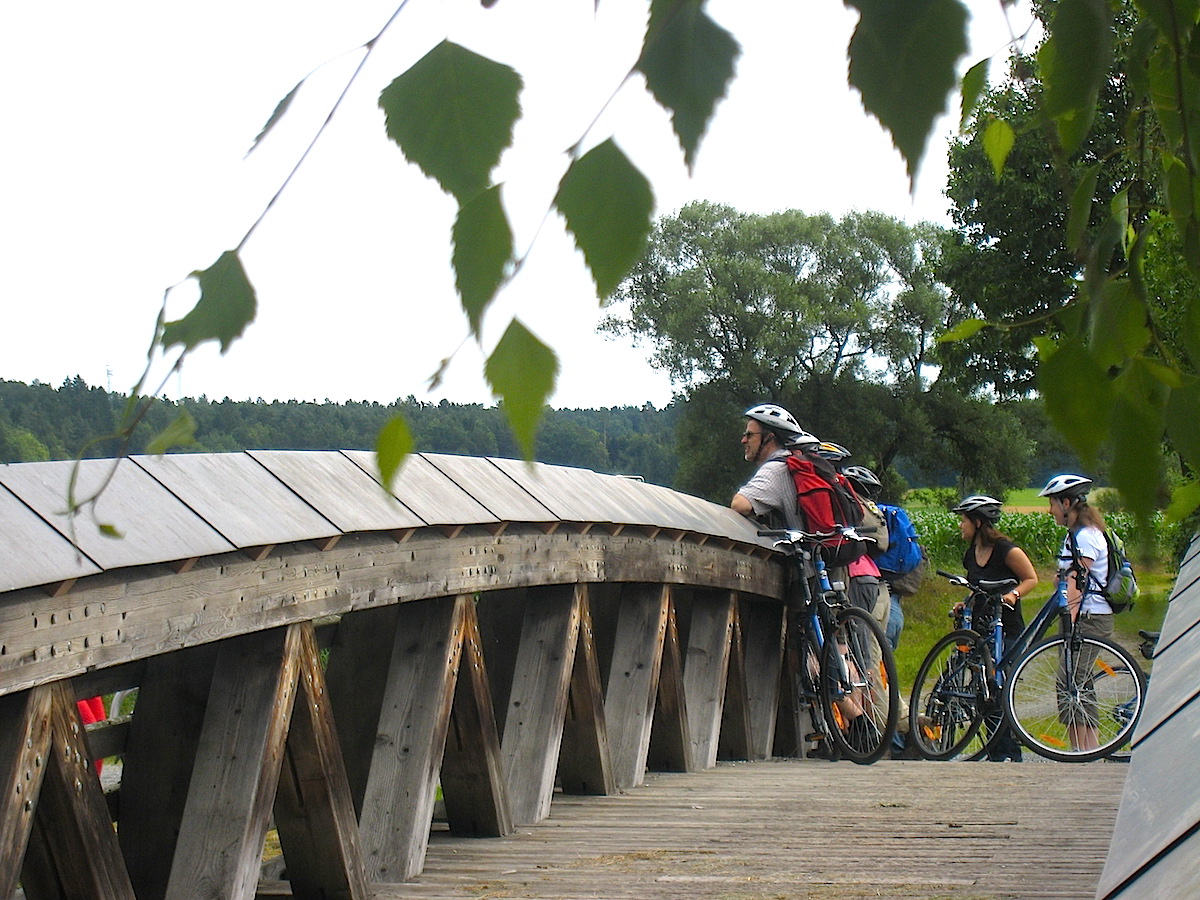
[
  {"x1": 0, "y1": 377, "x2": 683, "y2": 488},
  {"x1": 1, "y1": 376, "x2": 1088, "y2": 505}
]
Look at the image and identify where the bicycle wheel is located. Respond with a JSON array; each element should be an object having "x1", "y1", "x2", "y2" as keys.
[
  {"x1": 908, "y1": 629, "x2": 998, "y2": 761},
  {"x1": 819, "y1": 607, "x2": 899, "y2": 764},
  {"x1": 784, "y1": 620, "x2": 840, "y2": 760},
  {"x1": 1004, "y1": 634, "x2": 1147, "y2": 763}
]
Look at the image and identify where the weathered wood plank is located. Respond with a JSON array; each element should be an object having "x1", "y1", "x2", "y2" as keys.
[
  {"x1": 118, "y1": 643, "x2": 217, "y2": 900},
  {"x1": 165, "y1": 627, "x2": 301, "y2": 900},
  {"x1": 556, "y1": 587, "x2": 616, "y2": 797},
  {"x1": 341, "y1": 451, "x2": 500, "y2": 528},
  {"x1": 370, "y1": 760, "x2": 1127, "y2": 900},
  {"x1": 501, "y1": 584, "x2": 581, "y2": 825},
  {"x1": 646, "y1": 589, "x2": 692, "y2": 775},
  {"x1": 0, "y1": 458, "x2": 235, "y2": 572},
  {"x1": 681, "y1": 590, "x2": 735, "y2": 769},
  {"x1": 440, "y1": 599, "x2": 512, "y2": 837},
  {"x1": 0, "y1": 686, "x2": 52, "y2": 898},
  {"x1": 357, "y1": 596, "x2": 465, "y2": 883},
  {"x1": 1, "y1": 532, "x2": 781, "y2": 700},
  {"x1": 272, "y1": 622, "x2": 369, "y2": 900},
  {"x1": 132, "y1": 452, "x2": 339, "y2": 547},
  {"x1": 0, "y1": 485, "x2": 101, "y2": 593},
  {"x1": 602, "y1": 584, "x2": 669, "y2": 790},
  {"x1": 736, "y1": 599, "x2": 785, "y2": 759}
]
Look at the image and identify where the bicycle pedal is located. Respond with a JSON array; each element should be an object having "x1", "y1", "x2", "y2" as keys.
[{"x1": 804, "y1": 733, "x2": 826, "y2": 743}]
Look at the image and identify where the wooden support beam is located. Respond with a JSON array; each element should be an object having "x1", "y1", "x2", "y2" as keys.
[
  {"x1": 119, "y1": 643, "x2": 217, "y2": 900},
  {"x1": 21, "y1": 681, "x2": 135, "y2": 899},
  {"x1": 603, "y1": 584, "x2": 669, "y2": 790},
  {"x1": 683, "y1": 590, "x2": 736, "y2": 769},
  {"x1": 164, "y1": 627, "x2": 301, "y2": 900},
  {"x1": 647, "y1": 588, "x2": 693, "y2": 774},
  {"x1": 0, "y1": 686, "x2": 52, "y2": 899},
  {"x1": 717, "y1": 600, "x2": 754, "y2": 762},
  {"x1": 557, "y1": 586, "x2": 616, "y2": 797},
  {"x1": 441, "y1": 598, "x2": 512, "y2": 837},
  {"x1": 272, "y1": 621, "x2": 369, "y2": 900},
  {"x1": 501, "y1": 584, "x2": 582, "y2": 825},
  {"x1": 738, "y1": 600, "x2": 787, "y2": 759},
  {"x1": 356, "y1": 596, "x2": 465, "y2": 882}
]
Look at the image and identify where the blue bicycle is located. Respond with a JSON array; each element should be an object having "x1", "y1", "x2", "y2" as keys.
[
  {"x1": 761, "y1": 526, "x2": 899, "y2": 764},
  {"x1": 910, "y1": 567, "x2": 1147, "y2": 763}
]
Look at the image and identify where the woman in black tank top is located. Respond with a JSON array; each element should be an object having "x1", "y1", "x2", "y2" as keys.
[{"x1": 952, "y1": 494, "x2": 1039, "y2": 762}]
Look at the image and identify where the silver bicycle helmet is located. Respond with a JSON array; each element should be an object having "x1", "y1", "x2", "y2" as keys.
[
  {"x1": 1038, "y1": 474, "x2": 1093, "y2": 500},
  {"x1": 951, "y1": 494, "x2": 1003, "y2": 523},
  {"x1": 842, "y1": 465, "x2": 882, "y2": 495}
]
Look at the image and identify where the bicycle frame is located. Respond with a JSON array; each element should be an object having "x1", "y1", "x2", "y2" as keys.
[{"x1": 992, "y1": 571, "x2": 1076, "y2": 683}]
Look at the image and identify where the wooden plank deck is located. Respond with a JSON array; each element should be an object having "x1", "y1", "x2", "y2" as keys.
[{"x1": 326, "y1": 759, "x2": 1127, "y2": 900}]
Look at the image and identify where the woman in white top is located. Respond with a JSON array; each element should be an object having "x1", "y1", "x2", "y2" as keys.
[{"x1": 1038, "y1": 473, "x2": 1111, "y2": 751}]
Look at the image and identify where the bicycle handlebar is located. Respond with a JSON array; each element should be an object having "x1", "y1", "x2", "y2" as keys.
[
  {"x1": 935, "y1": 569, "x2": 1017, "y2": 595},
  {"x1": 758, "y1": 526, "x2": 877, "y2": 546}
]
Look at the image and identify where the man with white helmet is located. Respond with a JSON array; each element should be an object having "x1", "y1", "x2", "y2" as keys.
[{"x1": 730, "y1": 403, "x2": 816, "y2": 528}]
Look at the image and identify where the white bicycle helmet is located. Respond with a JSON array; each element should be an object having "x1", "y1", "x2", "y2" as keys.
[
  {"x1": 842, "y1": 465, "x2": 881, "y2": 495},
  {"x1": 1038, "y1": 474, "x2": 1093, "y2": 499},
  {"x1": 743, "y1": 403, "x2": 817, "y2": 447},
  {"x1": 951, "y1": 494, "x2": 1003, "y2": 523}
]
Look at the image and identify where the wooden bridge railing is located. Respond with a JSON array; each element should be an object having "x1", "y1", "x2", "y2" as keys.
[{"x1": 0, "y1": 450, "x2": 792, "y2": 899}]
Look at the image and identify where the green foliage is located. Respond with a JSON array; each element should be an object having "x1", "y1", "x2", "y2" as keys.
[
  {"x1": 484, "y1": 320, "x2": 559, "y2": 460},
  {"x1": 161, "y1": 251, "x2": 257, "y2": 355}
]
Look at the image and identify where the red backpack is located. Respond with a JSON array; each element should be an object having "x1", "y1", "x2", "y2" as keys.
[{"x1": 785, "y1": 452, "x2": 868, "y2": 567}]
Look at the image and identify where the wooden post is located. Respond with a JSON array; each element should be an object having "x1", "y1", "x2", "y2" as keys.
[
  {"x1": 441, "y1": 598, "x2": 513, "y2": 837},
  {"x1": 647, "y1": 589, "x2": 693, "y2": 774},
  {"x1": 501, "y1": 583, "x2": 582, "y2": 825},
  {"x1": 356, "y1": 595, "x2": 466, "y2": 882},
  {"x1": 272, "y1": 621, "x2": 369, "y2": 899},
  {"x1": 738, "y1": 600, "x2": 787, "y2": 759},
  {"x1": 164, "y1": 626, "x2": 301, "y2": 900},
  {"x1": 0, "y1": 687, "x2": 52, "y2": 899},
  {"x1": 602, "y1": 583, "x2": 669, "y2": 790},
  {"x1": 557, "y1": 586, "x2": 616, "y2": 796},
  {"x1": 683, "y1": 590, "x2": 736, "y2": 769}
]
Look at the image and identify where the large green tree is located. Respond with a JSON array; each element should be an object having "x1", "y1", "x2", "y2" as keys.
[{"x1": 603, "y1": 202, "x2": 1031, "y2": 501}]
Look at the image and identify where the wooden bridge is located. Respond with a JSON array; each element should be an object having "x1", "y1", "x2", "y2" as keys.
[{"x1": 0, "y1": 449, "x2": 1194, "y2": 900}]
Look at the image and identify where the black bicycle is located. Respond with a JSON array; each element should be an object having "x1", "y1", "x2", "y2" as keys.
[
  {"x1": 910, "y1": 568, "x2": 1147, "y2": 763},
  {"x1": 761, "y1": 527, "x2": 899, "y2": 764}
]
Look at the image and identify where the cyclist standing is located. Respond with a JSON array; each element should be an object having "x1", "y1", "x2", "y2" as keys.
[
  {"x1": 1039, "y1": 474, "x2": 1111, "y2": 752},
  {"x1": 730, "y1": 403, "x2": 816, "y2": 527},
  {"x1": 952, "y1": 494, "x2": 1039, "y2": 761}
]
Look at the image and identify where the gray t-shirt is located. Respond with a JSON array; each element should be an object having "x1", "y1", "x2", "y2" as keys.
[{"x1": 736, "y1": 450, "x2": 800, "y2": 528}]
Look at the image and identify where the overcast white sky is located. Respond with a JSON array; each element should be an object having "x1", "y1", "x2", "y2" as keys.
[{"x1": 0, "y1": 0, "x2": 1035, "y2": 410}]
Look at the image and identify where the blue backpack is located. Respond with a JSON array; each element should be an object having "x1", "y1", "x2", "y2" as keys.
[{"x1": 874, "y1": 504, "x2": 923, "y2": 579}]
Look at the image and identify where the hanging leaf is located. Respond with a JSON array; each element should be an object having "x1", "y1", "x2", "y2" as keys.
[
  {"x1": 1036, "y1": 337, "x2": 1114, "y2": 464},
  {"x1": 144, "y1": 410, "x2": 198, "y2": 455},
  {"x1": 960, "y1": 57, "x2": 990, "y2": 132},
  {"x1": 636, "y1": 0, "x2": 740, "y2": 171},
  {"x1": 554, "y1": 139, "x2": 654, "y2": 298},
  {"x1": 1067, "y1": 163, "x2": 1101, "y2": 252},
  {"x1": 452, "y1": 185, "x2": 514, "y2": 336},
  {"x1": 846, "y1": 0, "x2": 969, "y2": 182},
  {"x1": 247, "y1": 79, "x2": 304, "y2": 156},
  {"x1": 161, "y1": 250, "x2": 257, "y2": 353},
  {"x1": 1038, "y1": 0, "x2": 1112, "y2": 154},
  {"x1": 1165, "y1": 478, "x2": 1200, "y2": 523},
  {"x1": 485, "y1": 319, "x2": 559, "y2": 460},
  {"x1": 1109, "y1": 359, "x2": 1170, "y2": 520},
  {"x1": 375, "y1": 414, "x2": 413, "y2": 492},
  {"x1": 1166, "y1": 379, "x2": 1200, "y2": 472},
  {"x1": 937, "y1": 317, "x2": 989, "y2": 342},
  {"x1": 379, "y1": 41, "x2": 522, "y2": 201},
  {"x1": 1088, "y1": 278, "x2": 1150, "y2": 367},
  {"x1": 982, "y1": 118, "x2": 1015, "y2": 182}
]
